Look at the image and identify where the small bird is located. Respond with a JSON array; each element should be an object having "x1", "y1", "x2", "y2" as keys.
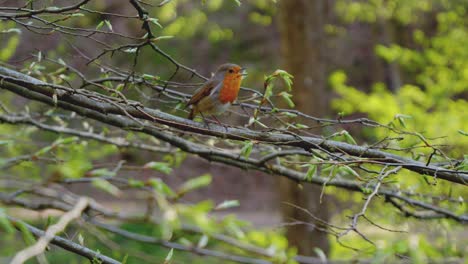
[{"x1": 186, "y1": 63, "x2": 246, "y2": 120}]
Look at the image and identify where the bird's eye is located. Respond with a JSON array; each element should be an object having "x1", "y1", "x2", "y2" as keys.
[{"x1": 228, "y1": 69, "x2": 234, "y2": 73}]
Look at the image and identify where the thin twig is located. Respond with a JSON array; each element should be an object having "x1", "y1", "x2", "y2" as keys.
[{"x1": 10, "y1": 197, "x2": 89, "y2": 264}]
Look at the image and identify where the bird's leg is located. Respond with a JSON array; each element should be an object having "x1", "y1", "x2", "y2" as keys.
[
  {"x1": 211, "y1": 115, "x2": 228, "y2": 132},
  {"x1": 199, "y1": 112, "x2": 210, "y2": 128}
]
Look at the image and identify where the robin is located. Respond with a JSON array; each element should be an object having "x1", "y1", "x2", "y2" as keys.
[{"x1": 186, "y1": 63, "x2": 246, "y2": 120}]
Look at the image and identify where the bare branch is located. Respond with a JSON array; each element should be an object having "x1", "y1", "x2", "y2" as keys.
[
  {"x1": 0, "y1": 66, "x2": 465, "y2": 185},
  {"x1": 10, "y1": 198, "x2": 89, "y2": 264},
  {"x1": 7, "y1": 216, "x2": 121, "y2": 264}
]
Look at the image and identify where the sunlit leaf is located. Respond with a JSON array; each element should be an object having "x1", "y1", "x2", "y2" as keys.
[
  {"x1": 279, "y1": 91, "x2": 295, "y2": 108},
  {"x1": 0, "y1": 208, "x2": 14, "y2": 234},
  {"x1": 178, "y1": 174, "x2": 212, "y2": 195},
  {"x1": 215, "y1": 200, "x2": 240, "y2": 210},
  {"x1": 128, "y1": 178, "x2": 145, "y2": 188},
  {"x1": 122, "y1": 254, "x2": 129, "y2": 264},
  {"x1": 144, "y1": 161, "x2": 173, "y2": 174},
  {"x1": 92, "y1": 179, "x2": 121, "y2": 196},
  {"x1": 17, "y1": 221, "x2": 36, "y2": 245},
  {"x1": 147, "y1": 17, "x2": 163, "y2": 28},
  {"x1": 197, "y1": 235, "x2": 209, "y2": 248},
  {"x1": 164, "y1": 248, "x2": 174, "y2": 264},
  {"x1": 104, "y1": 20, "x2": 113, "y2": 31},
  {"x1": 341, "y1": 130, "x2": 357, "y2": 145},
  {"x1": 240, "y1": 141, "x2": 254, "y2": 158},
  {"x1": 88, "y1": 168, "x2": 116, "y2": 177},
  {"x1": 148, "y1": 178, "x2": 175, "y2": 197},
  {"x1": 305, "y1": 164, "x2": 317, "y2": 181},
  {"x1": 78, "y1": 233, "x2": 85, "y2": 246},
  {"x1": 96, "y1": 20, "x2": 105, "y2": 30}
]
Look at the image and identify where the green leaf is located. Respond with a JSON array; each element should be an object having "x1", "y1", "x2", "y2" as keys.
[
  {"x1": 397, "y1": 116, "x2": 407, "y2": 128},
  {"x1": 0, "y1": 140, "x2": 11, "y2": 146},
  {"x1": 128, "y1": 178, "x2": 145, "y2": 188},
  {"x1": 104, "y1": 20, "x2": 113, "y2": 31},
  {"x1": 164, "y1": 248, "x2": 174, "y2": 263},
  {"x1": 255, "y1": 119, "x2": 268, "y2": 128},
  {"x1": 361, "y1": 187, "x2": 372, "y2": 194},
  {"x1": 264, "y1": 82, "x2": 274, "y2": 98},
  {"x1": 215, "y1": 200, "x2": 240, "y2": 210},
  {"x1": 17, "y1": 221, "x2": 36, "y2": 245},
  {"x1": 88, "y1": 168, "x2": 116, "y2": 177},
  {"x1": 342, "y1": 130, "x2": 357, "y2": 145},
  {"x1": 96, "y1": 20, "x2": 105, "y2": 30},
  {"x1": 78, "y1": 233, "x2": 85, "y2": 246},
  {"x1": 239, "y1": 141, "x2": 254, "y2": 158},
  {"x1": 458, "y1": 130, "x2": 468, "y2": 136},
  {"x1": 178, "y1": 237, "x2": 192, "y2": 247},
  {"x1": 142, "y1": 74, "x2": 158, "y2": 80},
  {"x1": 57, "y1": 58, "x2": 66, "y2": 66},
  {"x1": 313, "y1": 247, "x2": 328, "y2": 263},
  {"x1": 34, "y1": 145, "x2": 54, "y2": 156},
  {"x1": 305, "y1": 164, "x2": 317, "y2": 181},
  {"x1": 295, "y1": 123, "x2": 309, "y2": 129},
  {"x1": 0, "y1": 33, "x2": 19, "y2": 61},
  {"x1": 2, "y1": 28, "x2": 21, "y2": 34},
  {"x1": 178, "y1": 174, "x2": 212, "y2": 195},
  {"x1": 144, "y1": 161, "x2": 172, "y2": 174},
  {"x1": 122, "y1": 254, "x2": 129, "y2": 264},
  {"x1": 197, "y1": 235, "x2": 209, "y2": 248},
  {"x1": 0, "y1": 208, "x2": 14, "y2": 233},
  {"x1": 340, "y1": 165, "x2": 361, "y2": 179},
  {"x1": 55, "y1": 136, "x2": 79, "y2": 145},
  {"x1": 147, "y1": 17, "x2": 163, "y2": 28},
  {"x1": 279, "y1": 91, "x2": 295, "y2": 108},
  {"x1": 282, "y1": 112, "x2": 297, "y2": 118},
  {"x1": 124, "y1": 47, "x2": 138, "y2": 53},
  {"x1": 92, "y1": 179, "x2": 121, "y2": 196},
  {"x1": 148, "y1": 178, "x2": 175, "y2": 197},
  {"x1": 395, "y1": 114, "x2": 412, "y2": 128},
  {"x1": 232, "y1": 0, "x2": 241, "y2": 6},
  {"x1": 153, "y1": 36, "x2": 174, "y2": 41}
]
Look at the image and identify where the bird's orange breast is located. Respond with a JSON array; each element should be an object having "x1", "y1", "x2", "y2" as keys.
[{"x1": 219, "y1": 74, "x2": 242, "y2": 104}]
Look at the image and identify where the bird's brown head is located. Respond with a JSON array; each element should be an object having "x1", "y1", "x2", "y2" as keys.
[
  {"x1": 213, "y1": 63, "x2": 246, "y2": 81},
  {"x1": 214, "y1": 63, "x2": 246, "y2": 103}
]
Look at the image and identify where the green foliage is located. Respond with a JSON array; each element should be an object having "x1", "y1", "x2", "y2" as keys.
[
  {"x1": 92, "y1": 179, "x2": 121, "y2": 196},
  {"x1": 335, "y1": 0, "x2": 432, "y2": 24},
  {"x1": 16, "y1": 221, "x2": 36, "y2": 246},
  {"x1": 329, "y1": 1, "x2": 468, "y2": 260},
  {"x1": 251, "y1": 69, "x2": 294, "y2": 123},
  {"x1": 144, "y1": 161, "x2": 173, "y2": 174},
  {"x1": 0, "y1": 21, "x2": 20, "y2": 61},
  {"x1": 332, "y1": 0, "x2": 468, "y2": 155},
  {"x1": 1, "y1": 1, "x2": 466, "y2": 263},
  {"x1": 239, "y1": 140, "x2": 254, "y2": 158},
  {"x1": 0, "y1": 208, "x2": 15, "y2": 234},
  {"x1": 164, "y1": 248, "x2": 174, "y2": 263},
  {"x1": 177, "y1": 174, "x2": 212, "y2": 196},
  {"x1": 215, "y1": 199, "x2": 240, "y2": 210}
]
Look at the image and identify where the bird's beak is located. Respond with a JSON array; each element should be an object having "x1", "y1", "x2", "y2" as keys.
[{"x1": 240, "y1": 67, "x2": 248, "y2": 76}]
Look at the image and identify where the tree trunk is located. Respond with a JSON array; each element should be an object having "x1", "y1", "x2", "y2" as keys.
[{"x1": 277, "y1": 0, "x2": 330, "y2": 256}]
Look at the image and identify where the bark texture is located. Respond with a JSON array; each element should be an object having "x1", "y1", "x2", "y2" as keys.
[{"x1": 278, "y1": 0, "x2": 330, "y2": 255}]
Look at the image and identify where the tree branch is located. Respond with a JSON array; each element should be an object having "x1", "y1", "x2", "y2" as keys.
[
  {"x1": 8, "y1": 216, "x2": 121, "y2": 264},
  {"x1": 0, "y1": 66, "x2": 466, "y2": 184}
]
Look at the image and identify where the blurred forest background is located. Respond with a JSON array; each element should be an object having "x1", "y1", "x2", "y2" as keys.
[{"x1": 0, "y1": 0, "x2": 467, "y2": 263}]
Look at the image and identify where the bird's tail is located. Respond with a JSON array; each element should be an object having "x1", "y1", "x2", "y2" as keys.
[{"x1": 188, "y1": 108, "x2": 195, "y2": 120}]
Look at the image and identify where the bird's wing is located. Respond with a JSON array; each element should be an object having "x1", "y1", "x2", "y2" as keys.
[{"x1": 186, "y1": 79, "x2": 219, "y2": 106}]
